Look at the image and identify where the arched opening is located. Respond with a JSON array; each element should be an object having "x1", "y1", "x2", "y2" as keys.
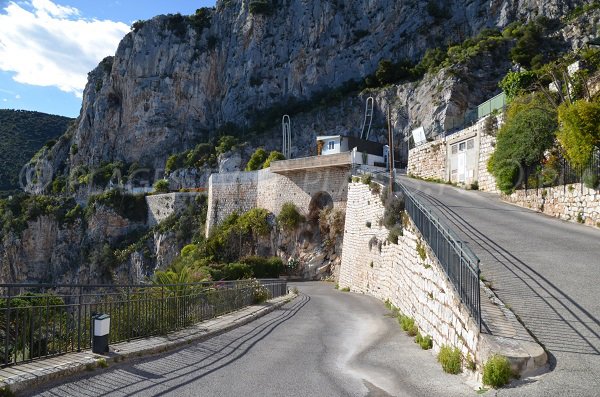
[{"x1": 308, "y1": 191, "x2": 334, "y2": 222}]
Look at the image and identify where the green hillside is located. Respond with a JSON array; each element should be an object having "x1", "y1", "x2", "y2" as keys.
[{"x1": 0, "y1": 109, "x2": 73, "y2": 196}]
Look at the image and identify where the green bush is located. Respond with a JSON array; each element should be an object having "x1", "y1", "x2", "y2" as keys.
[
  {"x1": 253, "y1": 281, "x2": 272, "y2": 303},
  {"x1": 277, "y1": 202, "x2": 304, "y2": 231},
  {"x1": 499, "y1": 71, "x2": 537, "y2": 101},
  {"x1": 87, "y1": 190, "x2": 148, "y2": 222},
  {"x1": 263, "y1": 151, "x2": 286, "y2": 168},
  {"x1": 245, "y1": 148, "x2": 268, "y2": 171},
  {"x1": 189, "y1": 7, "x2": 212, "y2": 33},
  {"x1": 222, "y1": 263, "x2": 253, "y2": 280},
  {"x1": 482, "y1": 355, "x2": 512, "y2": 388},
  {"x1": 241, "y1": 256, "x2": 283, "y2": 278},
  {"x1": 249, "y1": 0, "x2": 273, "y2": 15},
  {"x1": 154, "y1": 179, "x2": 170, "y2": 193},
  {"x1": 361, "y1": 173, "x2": 372, "y2": 185},
  {"x1": 383, "y1": 195, "x2": 405, "y2": 229},
  {"x1": 387, "y1": 225, "x2": 403, "y2": 244},
  {"x1": 399, "y1": 315, "x2": 418, "y2": 336},
  {"x1": 415, "y1": 333, "x2": 433, "y2": 350},
  {"x1": 216, "y1": 135, "x2": 237, "y2": 155},
  {"x1": 437, "y1": 345, "x2": 462, "y2": 374},
  {"x1": 489, "y1": 94, "x2": 557, "y2": 194},
  {"x1": 557, "y1": 100, "x2": 600, "y2": 169}
]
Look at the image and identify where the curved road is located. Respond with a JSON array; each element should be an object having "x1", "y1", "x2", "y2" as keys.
[
  {"x1": 26, "y1": 282, "x2": 473, "y2": 397},
  {"x1": 399, "y1": 176, "x2": 600, "y2": 396}
]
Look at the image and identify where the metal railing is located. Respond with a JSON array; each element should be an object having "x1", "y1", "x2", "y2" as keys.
[
  {"x1": 397, "y1": 183, "x2": 481, "y2": 331},
  {"x1": 0, "y1": 279, "x2": 287, "y2": 367},
  {"x1": 354, "y1": 167, "x2": 481, "y2": 330}
]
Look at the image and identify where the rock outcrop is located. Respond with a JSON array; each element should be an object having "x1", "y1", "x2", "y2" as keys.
[{"x1": 32, "y1": 0, "x2": 586, "y2": 186}]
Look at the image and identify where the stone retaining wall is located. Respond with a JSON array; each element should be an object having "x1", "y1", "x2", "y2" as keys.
[
  {"x1": 206, "y1": 167, "x2": 351, "y2": 235},
  {"x1": 407, "y1": 140, "x2": 446, "y2": 180},
  {"x1": 338, "y1": 183, "x2": 480, "y2": 364},
  {"x1": 503, "y1": 183, "x2": 600, "y2": 227}
]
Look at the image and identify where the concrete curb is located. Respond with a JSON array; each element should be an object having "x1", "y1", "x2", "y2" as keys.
[{"x1": 0, "y1": 293, "x2": 297, "y2": 394}]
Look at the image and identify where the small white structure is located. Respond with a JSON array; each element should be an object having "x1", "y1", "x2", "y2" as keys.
[{"x1": 317, "y1": 134, "x2": 387, "y2": 167}]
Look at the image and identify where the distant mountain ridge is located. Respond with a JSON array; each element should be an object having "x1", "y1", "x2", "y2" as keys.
[{"x1": 0, "y1": 109, "x2": 72, "y2": 195}]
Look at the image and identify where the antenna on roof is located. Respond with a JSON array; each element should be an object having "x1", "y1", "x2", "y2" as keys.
[
  {"x1": 282, "y1": 115, "x2": 291, "y2": 158},
  {"x1": 360, "y1": 97, "x2": 374, "y2": 141}
]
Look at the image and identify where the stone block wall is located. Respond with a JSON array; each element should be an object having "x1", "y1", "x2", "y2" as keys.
[
  {"x1": 338, "y1": 183, "x2": 480, "y2": 363},
  {"x1": 503, "y1": 184, "x2": 600, "y2": 227},
  {"x1": 206, "y1": 167, "x2": 351, "y2": 235},
  {"x1": 407, "y1": 139, "x2": 447, "y2": 180},
  {"x1": 146, "y1": 192, "x2": 204, "y2": 226},
  {"x1": 477, "y1": 133, "x2": 498, "y2": 194}
]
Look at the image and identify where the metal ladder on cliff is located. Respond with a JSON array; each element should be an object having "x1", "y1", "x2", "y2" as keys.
[{"x1": 360, "y1": 97, "x2": 374, "y2": 140}]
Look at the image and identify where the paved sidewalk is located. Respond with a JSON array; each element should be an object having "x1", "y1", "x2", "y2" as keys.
[{"x1": 0, "y1": 294, "x2": 296, "y2": 394}]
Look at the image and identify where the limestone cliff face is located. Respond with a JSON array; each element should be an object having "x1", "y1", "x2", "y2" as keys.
[{"x1": 36, "y1": 0, "x2": 584, "y2": 178}]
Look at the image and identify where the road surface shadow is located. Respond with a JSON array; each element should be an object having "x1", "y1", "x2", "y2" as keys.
[{"x1": 27, "y1": 295, "x2": 310, "y2": 397}]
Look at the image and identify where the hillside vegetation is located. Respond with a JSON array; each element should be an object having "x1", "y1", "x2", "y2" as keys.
[{"x1": 0, "y1": 110, "x2": 72, "y2": 196}]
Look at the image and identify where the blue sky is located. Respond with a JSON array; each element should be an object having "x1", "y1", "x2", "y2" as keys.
[{"x1": 0, "y1": 0, "x2": 216, "y2": 117}]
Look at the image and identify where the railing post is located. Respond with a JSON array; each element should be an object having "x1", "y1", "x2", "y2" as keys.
[
  {"x1": 161, "y1": 286, "x2": 165, "y2": 335},
  {"x1": 77, "y1": 286, "x2": 82, "y2": 352},
  {"x1": 4, "y1": 287, "x2": 11, "y2": 366},
  {"x1": 126, "y1": 286, "x2": 131, "y2": 342}
]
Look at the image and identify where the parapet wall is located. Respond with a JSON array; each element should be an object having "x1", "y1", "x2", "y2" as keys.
[
  {"x1": 206, "y1": 167, "x2": 351, "y2": 235},
  {"x1": 503, "y1": 183, "x2": 600, "y2": 227},
  {"x1": 338, "y1": 183, "x2": 480, "y2": 363},
  {"x1": 407, "y1": 140, "x2": 446, "y2": 181}
]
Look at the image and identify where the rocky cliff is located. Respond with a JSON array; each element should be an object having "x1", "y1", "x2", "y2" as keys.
[
  {"x1": 6, "y1": 0, "x2": 598, "y2": 285},
  {"x1": 28, "y1": 0, "x2": 593, "y2": 187}
]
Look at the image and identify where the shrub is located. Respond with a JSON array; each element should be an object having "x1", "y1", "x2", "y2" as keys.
[
  {"x1": 482, "y1": 355, "x2": 512, "y2": 388},
  {"x1": 369, "y1": 182, "x2": 381, "y2": 195},
  {"x1": 252, "y1": 280, "x2": 272, "y2": 303},
  {"x1": 263, "y1": 151, "x2": 286, "y2": 168},
  {"x1": 387, "y1": 225, "x2": 403, "y2": 244},
  {"x1": 97, "y1": 358, "x2": 108, "y2": 368},
  {"x1": 416, "y1": 240, "x2": 427, "y2": 261},
  {"x1": 87, "y1": 190, "x2": 148, "y2": 222},
  {"x1": 399, "y1": 315, "x2": 418, "y2": 336},
  {"x1": 499, "y1": 71, "x2": 537, "y2": 101},
  {"x1": 131, "y1": 20, "x2": 146, "y2": 32},
  {"x1": 360, "y1": 173, "x2": 372, "y2": 185},
  {"x1": 189, "y1": 7, "x2": 212, "y2": 33},
  {"x1": 438, "y1": 345, "x2": 462, "y2": 374},
  {"x1": 249, "y1": 1, "x2": 273, "y2": 15},
  {"x1": 222, "y1": 263, "x2": 253, "y2": 280},
  {"x1": 557, "y1": 100, "x2": 600, "y2": 169},
  {"x1": 154, "y1": 179, "x2": 170, "y2": 193},
  {"x1": 165, "y1": 13, "x2": 188, "y2": 38},
  {"x1": 241, "y1": 256, "x2": 283, "y2": 278},
  {"x1": 340, "y1": 287, "x2": 350, "y2": 292},
  {"x1": 277, "y1": 202, "x2": 304, "y2": 231},
  {"x1": 216, "y1": 135, "x2": 237, "y2": 155},
  {"x1": 246, "y1": 148, "x2": 268, "y2": 171},
  {"x1": 383, "y1": 195, "x2": 405, "y2": 229},
  {"x1": 488, "y1": 94, "x2": 557, "y2": 194},
  {"x1": 415, "y1": 333, "x2": 433, "y2": 350}
]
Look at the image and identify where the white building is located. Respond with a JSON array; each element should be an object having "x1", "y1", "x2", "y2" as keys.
[{"x1": 316, "y1": 135, "x2": 388, "y2": 168}]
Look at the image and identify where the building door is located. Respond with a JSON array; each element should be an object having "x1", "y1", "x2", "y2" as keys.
[{"x1": 458, "y1": 152, "x2": 466, "y2": 183}]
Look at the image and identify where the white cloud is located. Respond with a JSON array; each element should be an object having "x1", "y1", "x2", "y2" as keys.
[
  {"x1": 0, "y1": 1, "x2": 130, "y2": 97},
  {"x1": 15, "y1": 94, "x2": 21, "y2": 99}
]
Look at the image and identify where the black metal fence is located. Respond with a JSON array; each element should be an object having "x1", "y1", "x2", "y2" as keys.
[
  {"x1": 355, "y1": 168, "x2": 481, "y2": 330},
  {"x1": 522, "y1": 148, "x2": 600, "y2": 193},
  {"x1": 397, "y1": 183, "x2": 481, "y2": 330},
  {"x1": 0, "y1": 279, "x2": 287, "y2": 367}
]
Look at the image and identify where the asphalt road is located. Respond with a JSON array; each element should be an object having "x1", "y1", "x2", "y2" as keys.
[
  {"x1": 399, "y1": 176, "x2": 600, "y2": 396},
  {"x1": 26, "y1": 282, "x2": 474, "y2": 397}
]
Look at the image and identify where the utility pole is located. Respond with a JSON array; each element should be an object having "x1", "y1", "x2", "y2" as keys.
[{"x1": 387, "y1": 106, "x2": 394, "y2": 198}]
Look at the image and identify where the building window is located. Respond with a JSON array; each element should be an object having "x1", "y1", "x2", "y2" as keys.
[
  {"x1": 328, "y1": 141, "x2": 335, "y2": 150},
  {"x1": 451, "y1": 144, "x2": 458, "y2": 154},
  {"x1": 467, "y1": 139, "x2": 474, "y2": 150},
  {"x1": 459, "y1": 142, "x2": 466, "y2": 151}
]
